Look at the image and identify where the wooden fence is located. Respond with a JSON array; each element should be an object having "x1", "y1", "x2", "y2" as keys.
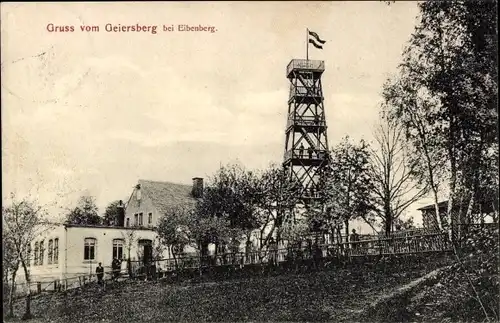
[
  {"x1": 128, "y1": 230, "x2": 452, "y2": 274},
  {"x1": 6, "y1": 224, "x2": 496, "y2": 299}
]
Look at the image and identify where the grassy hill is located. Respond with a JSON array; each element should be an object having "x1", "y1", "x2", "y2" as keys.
[
  {"x1": 6, "y1": 244, "x2": 496, "y2": 323},
  {"x1": 5, "y1": 265, "x2": 435, "y2": 323}
]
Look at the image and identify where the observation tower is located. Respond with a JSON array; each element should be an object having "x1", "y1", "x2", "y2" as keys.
[{"x1": 282, "y1": 58, "x2": 331, "y2": 203}]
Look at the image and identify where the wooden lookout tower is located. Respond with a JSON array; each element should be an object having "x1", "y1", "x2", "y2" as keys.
[{"x1": 283, "y1": 59, "x2": 331, "y2": 203}]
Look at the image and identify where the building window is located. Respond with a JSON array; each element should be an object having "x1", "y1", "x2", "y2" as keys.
[
  {"x1": 139, "y1": 213, "x2": 143, "y2": 226},
  {"x1": 39, "y1": 240, "x2": 44, "y2": 266},
  {"x1": 134, "y1": 214, "x2": 138, "y2": 226},
  {"x1": 126, "y1": 218, "x2": 130, "y2": 227},
  {"x1": 34, "y1": 242, "x2": 39, "y2": 266},
  {"x1": 48, "y1": 239, "x2": 53, "y2": 264},
  {"x1": 113, "y1": 239, "x2": 124, "y2": 260},
  {"x1": 148, "y1": 213, "x2": 152, "y2": 225},
  {"x1": 53, "y1": 238, "x2": 59, "y2": 264},
  {"x1": 84, "y1": 238, "x2": 96, "y2": 261}
]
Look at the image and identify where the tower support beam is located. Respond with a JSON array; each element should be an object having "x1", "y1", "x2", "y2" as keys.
[{"x1": 283, "y1": 59, "x2": 330, "y2": 204}]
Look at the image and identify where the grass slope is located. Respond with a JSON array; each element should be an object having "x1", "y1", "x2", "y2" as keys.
[{"x1": 5, "y1": 268, "x2": 433, "y2": 323}]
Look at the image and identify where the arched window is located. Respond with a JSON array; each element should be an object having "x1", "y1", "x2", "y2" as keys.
[
  {"x1": 112, "y1": 239, "x2": 124, "y2": 260},
  {"x1": 39, "y1": 240, "x2": 44, "y2": 266},
  {"x1": 34, "y1": 242, "x2": 39, "y2": 265},
  {"x1": 48, "y1": 240, "x2": 53, "y2": 264},
  {"x1": 53, "y1": 238, "x2": 59, "y2": 264},
  {"x1": 84, "y1": 238, "x2": 96, "y2": 261}
]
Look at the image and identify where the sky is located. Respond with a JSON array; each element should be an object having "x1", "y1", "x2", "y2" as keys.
[{"x1": 1, "y1": 2, "x2": 432, "y2": 226}]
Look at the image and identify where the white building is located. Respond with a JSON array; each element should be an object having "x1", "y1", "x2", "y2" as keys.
[
  {"x1": 25, "y1": 178, "x2": 203, "y2": 288},
  {"x1": 28, "y1": 223, "x2": 159, "y2": 285}
]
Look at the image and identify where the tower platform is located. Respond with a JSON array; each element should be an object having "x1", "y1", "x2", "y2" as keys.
[{"x1": 286, "y1": 59, "x2": 325, "y2": 78}]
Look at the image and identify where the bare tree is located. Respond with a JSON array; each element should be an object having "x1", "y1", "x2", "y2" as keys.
[
  {"x1": 121, "y1": 228, "x2": 138, "y2": 278},
  {"x1": 3, "y1": 231, "x2": 19, "y2": 318},
  {"x1": 369, "y1": 115, "x2": 429, "y2": 235},
  {"x1": 2, "y1": 193, "x2": 49, "y2": 320}
]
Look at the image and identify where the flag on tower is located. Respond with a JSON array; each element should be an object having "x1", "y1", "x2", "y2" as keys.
[
  {"x1": 309, "y1": 39, "x2": 323, "y2": 49},
  {"x1": 306, "y1": 29, "x2": 325, "y2": 59},
  {"x1": 308, "y1": 31, "x2": 326, "y2": 44}
]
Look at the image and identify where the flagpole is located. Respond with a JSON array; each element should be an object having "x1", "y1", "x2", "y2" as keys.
[{"x1": 306, "y1": 28, "x2": 309, "y2": 60}]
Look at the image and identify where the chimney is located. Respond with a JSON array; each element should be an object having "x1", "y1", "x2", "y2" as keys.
[
  {"x1": 136, "y1": 184, "x2": 141, "y2": 201},
  {"x1": 192, "y1": 177, "x2": 204, "y2": 198},
  {"x1": 117, "y1": 200, "x2": 125, "y2": 227}
]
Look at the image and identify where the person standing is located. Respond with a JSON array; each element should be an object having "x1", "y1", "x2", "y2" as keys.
[
  {"x1": 112, "y1": 258, "x2": 120, "y2": 280},
  {"x1": 245, "y1": 240, "x2": 253, "y2": 265},
  {"x1": 96, "y1": 263, "x2": 104, "y2": 286},
  {"x1": 308, "y1": 146, "x2": 314, "y2": 159},
  {"x1": 268, "y1": 237, "x2": 278, "y2": 266},
  {"x1": 350, "y1": 229, "x2": 360, "y2": 250}
]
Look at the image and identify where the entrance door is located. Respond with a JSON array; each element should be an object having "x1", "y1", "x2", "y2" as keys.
[{"x1": 138, "y1": 239, "x2": 153, "y2": 265}]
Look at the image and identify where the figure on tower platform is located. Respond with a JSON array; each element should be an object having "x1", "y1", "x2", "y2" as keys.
[
  {"x1": 299, "y1": 143, "x2": 304, "y2": 158},
  {"x1": 308, "y1": 146, "x2": 314, "y2": 159}
]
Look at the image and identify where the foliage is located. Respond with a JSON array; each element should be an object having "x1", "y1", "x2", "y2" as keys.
[
  {"x1": 2, "y1": 229, "x2": 19, "y2": 281},
  {"x1": 281, "y1": 217, "x2": 310, "y2": 245},
  {"x1": 368, "y1": 115, "x2": 428, "y2": 235},
  {"x1": 184, "y1": 210, "x2": 237, "y2": 249},
  {"x1": 393, "y1": 216, "x2": 416, "y2": 231},
  {"x1": 385, "y1": 225, "x2": 500, "y2": 322},
  {"x1": 196, "y1": 164, "x2": 261, "y2": 237},
  {"x1": 256, "y1": 165, "x2": 302, "y2": 247},
  {"x1": 318, "y1": 136, "x2": 374, "y2": 239},
  {"x1": 2, "y1": 193, "x2": 48, "y2": 320},
  {"x1": 2, "y1": 229, "x2": 19, "y2": 318},
  {"x1": 156, "y1": 206, "x2": 191, "y2": 267},
  {"x1": 65, "y1": 195, "x2": 102, "y2": 225},
  {"x1": 103, "y1": 200, "x2": 122, "y2": 226},
  {"x1": 383, "y1": 1, "x2": 498, "y2": 233}
]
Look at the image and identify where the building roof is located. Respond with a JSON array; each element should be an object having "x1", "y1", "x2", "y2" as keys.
[
  {"x1": 65, "y1": 223, "x2": 155, "y2": 231},
  {"x1": 417, "y1": 199, "x2": 496, "y2": 213},
  {"x1": 417, "y1": 201, "x2": 448, "y2": 211},
  {"x1": 138, "y1": 179, "x2": 198, "y2": 216}
]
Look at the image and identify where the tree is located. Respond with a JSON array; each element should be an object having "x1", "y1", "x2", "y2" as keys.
[
  {"x1": 368, "y1": 115, "x2": 429, "y2": 235},
  {"x1": 393, "y1": 216, "x2": 416, "y2": 231},
  {"x1": 256, "y1": 165, "x2": 302, "y2": 251},
  {"x1": 156, "y1": 206, "x2": 191, "y2": 270},
  {"x1": 3, "y1": 231, "x2": 19, "y2": 318},
  {"x1": 184, "y1": 210, "x2": 237, "y2": 273},
  {"x1": 121, "y1": 228, "x2": 138, "y2": 278},
  {"x1": 196, "y1": 164, "x2": 261, "y2": 256},
  {"x1": 383, "y1": 1, "x2": 498, "y2": 239},
  {"x1": 383, "y1": 75, "x2": 447, "y2": 231},
  {"x1": 103, "y1": 200, "x2": 122, "y2": 226},
  {"x1": 65, "y1": 195, "x2": 102, "y2": 225},
  {"x1": 2, "y1": 193, "x2": 48, "y2": 320},
  {"x1": 319, "y1": 137, "x2": 374, "y2": 241}
]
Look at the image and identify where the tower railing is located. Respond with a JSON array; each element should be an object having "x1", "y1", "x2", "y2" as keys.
[
  {"x1": 286, "y1": 116, "x2": 326, "y2": 129},
  {"x1": 287, "y1": 59, "x2": 325, "y2": 77},
  {"x1": 289, "y1": 85, "x2": 323, "y2": 100},
  {"x1": 284, "y1": 149, "x2": 329, "y2": 162}
]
